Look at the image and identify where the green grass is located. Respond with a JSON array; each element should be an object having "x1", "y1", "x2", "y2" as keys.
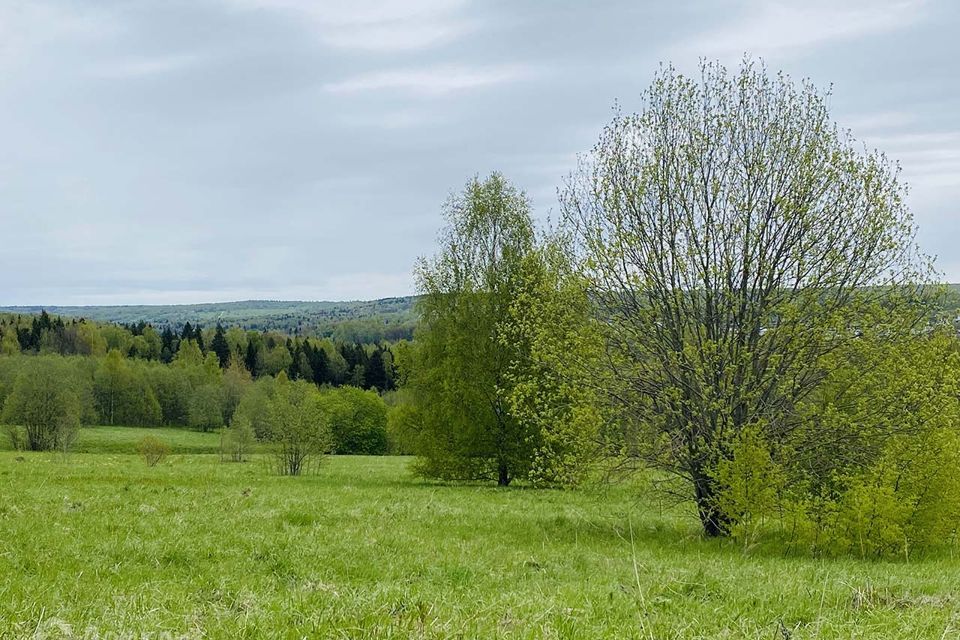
[
  {"x1": 0, "y1": 425, "x2": 225, "y2": 454},
  {"x1": 1, "y1": 449, "x2": 959, "y2": 637}
]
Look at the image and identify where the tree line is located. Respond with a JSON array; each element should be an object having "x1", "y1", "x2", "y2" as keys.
[
  {"x1": 0, "y1": 298, "x2": 418, "y2": 340},
  {"x1": 0, "y1": 349, "x2": 395, "y2": 458},
  {"x1": 0, "y1": 312, "x2": 407, "y2": 460},
  {"x1": 0, "y1": 311, "x2": 399, "y2": 392}
]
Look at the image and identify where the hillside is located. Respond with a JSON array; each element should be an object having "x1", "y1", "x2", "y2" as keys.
[{"x1": 0, "y1": 297, "x2": 418, "y2": 342}]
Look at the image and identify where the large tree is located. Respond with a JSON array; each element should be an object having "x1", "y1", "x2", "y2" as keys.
[
  {"x1": 558, "y1": 60, "x2": 931, "y2": 535},
  {"x1": 410, "y1": 173, "x2": 537, "y2": 486},
  {"x1": 2, "y1": 356, "x2": 81, "y2": 451}
]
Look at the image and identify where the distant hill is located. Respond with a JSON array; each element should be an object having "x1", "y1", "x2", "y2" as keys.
[
  {"x1": 0, "y1": 297, "x2": 419, "y2": 342},
  {"x1": 5, "y1": 284, "x2": 957, "y2": 342}
]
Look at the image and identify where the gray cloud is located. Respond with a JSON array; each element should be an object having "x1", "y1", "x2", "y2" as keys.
[{"x1": 0, "y1": 0, "x2": 957, "y2": 304}]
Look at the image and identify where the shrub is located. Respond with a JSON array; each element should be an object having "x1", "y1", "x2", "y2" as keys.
[
  {"x1": 704, "y1": 331, "x2": 960, "y2": 557},
  {"x1": 236, "y1": 377, "x2": 277, "y2": 440},
  {"x1": 3, "y1": 424, "x2": 27, "y2": 451},
  {"x1": 138, "y1": 435, "x2": 169, "y2": 467},
  {"x1": 324, "y1": 386, "x2": 388, "y2": 455},
  {"x1": 262, "y1": 378, "x2": 331, "y2": 476},
  {"x1": 713, "y1": 426, "x2": 785, "y2": 548},
  {"x1": 221, "y1": 414, "x2": 256, "y2": 462},
  {"x1": 1, "y1": 356, "x2": 81, "y2": 451},
  {"x1": 385, "y1": 394, "x2": 420, "y2": 455}
]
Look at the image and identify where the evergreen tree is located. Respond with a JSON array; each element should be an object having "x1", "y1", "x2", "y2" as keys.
[
  {"x1": 211, "y1": 323, "x2": 231, "y2": 368},
  {"x1": 364, "y1": 348, "x2": 388, "y2": 391},
  {"x1": 160, "y1": 326, "x2": 177, "y2": 364},
  {"x1": 308, "y1": 343, "x2": 330, "y2": 386},
  {"x1": 245, "y1": 340, "x2": 260, "y2": 377}
]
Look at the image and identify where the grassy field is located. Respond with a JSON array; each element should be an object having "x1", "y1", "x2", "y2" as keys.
[
  {"x1": 1, "y1": 442, "x2": 960, "y2": 637},
  {"x1": 0, "y1": 426, "x2": 225, "y2": 455}
]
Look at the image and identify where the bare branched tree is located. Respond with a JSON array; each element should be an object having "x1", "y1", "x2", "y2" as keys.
[{"x1": 561, "y1": 60, "x2": 933, "y2": 536}]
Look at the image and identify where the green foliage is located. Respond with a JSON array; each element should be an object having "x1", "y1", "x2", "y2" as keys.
[
  {"x1": 260, "y1": 344, "x2": 293, "y2": 377},
  {"x1": 504, "y1": 241, "x2": 604, "y2": 487},
  {"x1": 712, "y1": 426, "x2": 785, "y2": 548},
  {"x1": 555, "y1": 59, "x2": 933, "y2": 535},
  {"x1": 220, "y1": 414, "x2": 256, "y2": 462},
  {"x1": 707, "y1": 330, "x2": 960, "y2": 557},
  {"x1": 236, "y1": 377, "x2": 278, "y2": 440},
  {"x1": 93, "y1": 350, "x2": 162, "y2": 427},
  {"x1": 410, "y1": 173, "x2": 541, "y2": 486},
  {"x1": 211, "y1": 324, "x2": 231, "y2": 368},
  {"x1": 147, "y1": 365, "x2": 191, "y2": 425},
  {"x1": 220, "y1": 359, "x2": 252, "y2": 425},
  {"x1": 324, "y1": 386, "x2": 388, "y2": 455},
  {"x1": 0, "y1": 330, "x2": 20, "y2": 356},
  {"x1": 189, "y1": 384, "x2": 225, "y2": 432},
  {"x1": 384, "y1": 390, "x2": 420, "y2": 455},
  {"x1": 173, "y1": 339, "x2": 203, "y2": 368},
  {"x1": 1, "y1": 297, "x2": 417, "y2": 338},
  {"x1": 260, "y1": 377, "x2": 331, "y2": 475},
  {"x1": 1, "y1": 356, "x2": 81, "y2": 451},
  {"x1": 137, "y1": 435, "x2": 170, "y2": 467}
]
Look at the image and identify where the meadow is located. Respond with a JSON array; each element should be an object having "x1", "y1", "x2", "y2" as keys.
[{"x1": 0, "y1": 428, "x2": 957, "y2": 638}]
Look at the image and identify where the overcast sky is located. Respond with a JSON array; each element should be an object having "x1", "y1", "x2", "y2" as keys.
[{"x1": 1, "y1": 0, "x2": 958, "y2": 305}]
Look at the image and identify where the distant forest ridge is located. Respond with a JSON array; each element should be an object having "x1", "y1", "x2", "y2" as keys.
[
  {"x1": 2, "y1": 284, "x2": 959, "y2": 342},
  {"x1": 0, "y1": 297, "x2": 419, "y2": 343}
]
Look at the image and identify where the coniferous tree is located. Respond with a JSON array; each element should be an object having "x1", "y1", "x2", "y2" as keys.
[
  {"x1": 245, "y1": 340, "x2": 260, "y2": 377},
  {"x1": 160, "y1": 326, "x2": 177, "y2": 363},
  {"x1": 364, "y1": 348, "x2": 388, "y2": 391},
  {"x1": 211, "y1": 323, "x2": 231, "y2": 368},
  {"x1": 308, "y1": 343, "x2": 330, "y2": 386}
]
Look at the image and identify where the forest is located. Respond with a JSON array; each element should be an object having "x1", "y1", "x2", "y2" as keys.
[
  {"x1": 0, "y1": 309, "x2": 404, "y2": 457},
  {"x1": 0, "y1": 297, "x2": 418, "y2": 341}
]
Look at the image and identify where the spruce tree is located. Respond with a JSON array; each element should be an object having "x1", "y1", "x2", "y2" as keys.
[{"x1": 211, "y1": 323, "x2": 230, "y2": 368}]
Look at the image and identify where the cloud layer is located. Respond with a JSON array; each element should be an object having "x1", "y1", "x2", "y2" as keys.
[{"x1": 0, "y1": 0, "x2": 957, "y2": 304}]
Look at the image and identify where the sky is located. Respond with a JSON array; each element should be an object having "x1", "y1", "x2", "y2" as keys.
[{"x1": 0, "y1": 0, "x2": 958, "y2": 305}]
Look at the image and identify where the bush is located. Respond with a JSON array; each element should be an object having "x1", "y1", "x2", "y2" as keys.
[
  {"x1": 236, "y1": 377, "x2": 277, "y2": 440},
  {"x1": 257, "y1": 377, "x2": 331, "y2": 476},
  {"x1": 713, "y1": 426, "x2": 785, "y2": 548},
  {"x1": 138, "y1": 435, "x2": 169, "y2": 467},
  {"x1": 1, "y1": 356, "x2": 81, "y2": 451},
  {"x1": 221, "y1": 414, "x2": 256, "y2": 462},
  {"x1": 385, "y1": 396, "x2": 420, "y2": 455},
  {"x1": 711, "y1": 331, "x2": 960, "y2": 557},
  {"x1": 324, "y1": 386, "x2": 388, "y2": 455}
]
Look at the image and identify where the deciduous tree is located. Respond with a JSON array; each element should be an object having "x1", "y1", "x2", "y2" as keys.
[
  {"x1": 558, "y1": 60, "x2": 932, "y2": 535},
  {"x1": 410, "y1": 173, "x2": 538, "y2": 486}
]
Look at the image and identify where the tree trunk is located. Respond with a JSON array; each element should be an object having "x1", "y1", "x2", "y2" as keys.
[
  {"x1": 497, "y1": 462, "x2": 510, "y2": 486},
  {"x1": 693, "y1": 472, "x2": 728, "y2": 537}
]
